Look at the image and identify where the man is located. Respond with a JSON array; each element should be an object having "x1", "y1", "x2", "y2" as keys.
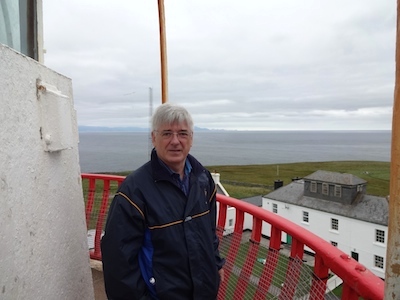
[{"x1": 101, "y1": 103, "x2": 225, "y2": 300}]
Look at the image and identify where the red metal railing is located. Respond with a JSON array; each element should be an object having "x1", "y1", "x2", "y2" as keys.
[
  {"x1": 216, "y1": 194, "x2": 384, "y2": 300},
  {"x1": 82, "y1": 173, "x2": 385, "y2": 299},
  {"x1": 83, "y1": 173, "x2": 124, "y2": 260}
]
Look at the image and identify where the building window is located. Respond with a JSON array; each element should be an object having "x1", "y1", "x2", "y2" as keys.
[
  {"x1": 322, "y1": 183, "x2": 329, "y2": 195},
  {"x1": 334, "y1": 185, "x2": 342, "y2": 197},
  {"x1": 272, "y1": 203, "x2": 278, "y2": 213},
  {"x1": 228, "y1": 219, "x2": 233, "y2": 227},
  {"x1": 331, "y1": 241, "x2": 338, "y2": 247},
  {"x1": 351, "y1": 251, "x2": 359, "y2": 261},
  {"x1": 302, "y1": 211, "x2": 309, "y2": 223},
  {"x1": 357, "y1": 185, "x2": 363, "y2": 192},
  {"x1": 376, "y1": 229, "x2": 385, "y2": 243},
  {"x1": 310, "y1": 181, "x2": 317, "y2": 193},
  {"x1": 374, "y1": 255, "x2": 384, "y2": 269},
  {"x1": 331, "y1": 218, "x2": 339, "y2": 231}
]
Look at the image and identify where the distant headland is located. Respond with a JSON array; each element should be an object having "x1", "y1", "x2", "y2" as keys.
[{"x1": 78, "y1": 126, "x2": 223, "y2": 132}]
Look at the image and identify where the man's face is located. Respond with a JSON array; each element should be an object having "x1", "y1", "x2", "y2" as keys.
[{"x1": 152, "y1": 121, "x2": 193, "y2": 173}]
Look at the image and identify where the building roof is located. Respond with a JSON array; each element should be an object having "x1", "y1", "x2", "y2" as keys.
[
  {"x1": 241, "y1": 195, "x2": 263, "y2": 207},
  {"x1": 265, "y1": 180, "x2": 388, "y2": 226},
  {"x1": 304, "y1": 170, "x2": 367, "y2": 186},
  {"x1": 216, "y1": 183, "x2": 229, "y2": 196}
]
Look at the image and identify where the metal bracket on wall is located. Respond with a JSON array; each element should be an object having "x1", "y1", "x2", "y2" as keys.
[{"x1": 37, "y1": 79, "x2": 74, "y2": 152}]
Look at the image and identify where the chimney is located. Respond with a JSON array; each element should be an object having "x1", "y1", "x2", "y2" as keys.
[
  {"x1": 274, "y1": 180, "x2": 283, "y2": 190},
  {"x1": 211, "y1": 172, "x2": 220, "y2": 184}
]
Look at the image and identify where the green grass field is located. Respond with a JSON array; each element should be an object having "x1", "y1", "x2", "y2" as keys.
[
  {"x1": 206, "y1": 160, "x2": 390, "y2": 199},
  {"x1": 107, "y1": 160, "x2": 390, "y2": 199}
]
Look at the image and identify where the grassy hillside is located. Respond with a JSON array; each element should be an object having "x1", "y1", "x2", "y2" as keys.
[{"x1": 112, "y1": 161, "x2": 390, "y2": 199}]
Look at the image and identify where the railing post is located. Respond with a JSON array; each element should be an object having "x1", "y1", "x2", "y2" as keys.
[
  {"x1": 253, "y1": 226, "x2": 282, "y2": 300},
  {"x1": 216, "y1": 202, "x2": 227, "y2": 240},
  {"x1": 279, "y1": 239, "x2": 304, "y2": 300},
  {"x1": 341, "y1": 283, "x2": 360, "y2": 300},
  {"x1": 91, "y1": 179, "x2": 110, "y2": 260},
  {"x1": 218, "y1": 209, "x2": 245, "y2": 300},
  {"x1": 309, "y1": 254, "x2": 329, "y2": 300},
  {"x1": 233, "y1": 217, "x2": 263, "y2": 300},
  {"x1": 85, "y1": 178, "x2": 96, "y2": 226}
]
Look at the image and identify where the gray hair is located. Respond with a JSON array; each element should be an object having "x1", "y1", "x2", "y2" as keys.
[{"x1": 151, "y1": 103, "x2": 194, "y2": 132}]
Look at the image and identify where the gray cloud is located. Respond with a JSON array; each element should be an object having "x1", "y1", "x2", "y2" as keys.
[{"x1": 43, "y1": 0, "x2": 396, "y2": 130}]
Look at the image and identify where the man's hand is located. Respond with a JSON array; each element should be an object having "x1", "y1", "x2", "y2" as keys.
[{"x1": 219, "y1": 268, "x2": 225, "y2": 282}]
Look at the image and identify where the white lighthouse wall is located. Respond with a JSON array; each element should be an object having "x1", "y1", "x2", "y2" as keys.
[{"x1": 0, "y1": 44, "x2": 94, "y2": 299}]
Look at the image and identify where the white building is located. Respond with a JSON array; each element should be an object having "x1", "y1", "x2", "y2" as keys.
[{"x1": 262, "y1": 170, "x2": 388, "y2": 279}]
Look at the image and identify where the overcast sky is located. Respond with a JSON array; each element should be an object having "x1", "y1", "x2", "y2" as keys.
[{"x1": 42, "y1": 0, "x2": 396, "y2": 131}]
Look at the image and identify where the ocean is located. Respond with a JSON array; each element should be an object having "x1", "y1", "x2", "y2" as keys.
[{"x1": 78, "y1": 130, "x2": 391, "y2": 173}]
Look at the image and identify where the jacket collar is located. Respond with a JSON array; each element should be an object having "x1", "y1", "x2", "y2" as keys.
[{"x1": 150, "y1": 148, "x2": 203, "y2": 182}]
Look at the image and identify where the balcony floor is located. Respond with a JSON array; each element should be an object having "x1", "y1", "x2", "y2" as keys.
[{"x1": 91, "y1": 260, "x2": 107, "y2": 300}]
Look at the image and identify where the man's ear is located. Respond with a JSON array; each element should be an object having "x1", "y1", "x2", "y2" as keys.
[{"x1": 151, "y1": 131, "x2": 157, "y2": 147}]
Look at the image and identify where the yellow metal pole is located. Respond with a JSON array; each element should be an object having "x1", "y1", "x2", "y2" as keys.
[
  {"x1": 385, "y1": 1, "x2": 400, "y2": 298},
  {"x1": 158, "y1": 0, "x2": 168, "y2": 104}
]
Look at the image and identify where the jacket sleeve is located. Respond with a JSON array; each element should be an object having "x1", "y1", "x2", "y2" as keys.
[{"x1": 101, "y1": 188, "x2": 148, "y2": 300}]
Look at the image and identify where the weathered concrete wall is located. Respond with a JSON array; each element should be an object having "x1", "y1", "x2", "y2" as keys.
[{"x1": 0, "y1": 44, "x2": 94, "y2": 299}]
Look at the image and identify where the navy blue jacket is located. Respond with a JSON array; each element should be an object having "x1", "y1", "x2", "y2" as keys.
[{"x1": 101, "y1": 150, "x2": 225, "y2": 300}]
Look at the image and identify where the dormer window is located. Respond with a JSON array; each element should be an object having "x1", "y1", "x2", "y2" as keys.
[
  {"x1": 334, "y1": 185, "x2": 342, "y2": 198},
  {"x1": 322, "y1": 183, "x2": 329, "y2": 195},
  {"x1": 310, "y1": 181, "x2": 317, "y2": 193}
]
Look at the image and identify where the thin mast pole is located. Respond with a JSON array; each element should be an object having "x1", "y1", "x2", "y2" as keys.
[
  {"x1": 385, "y1": 0, "x2": 400, "y2": 297},
  {"x1": 148, "y1": 87, "x2": 153, "y2": 157},
  {"x1": 158, "y1": 0, "x2": 168, "y2": 104}
]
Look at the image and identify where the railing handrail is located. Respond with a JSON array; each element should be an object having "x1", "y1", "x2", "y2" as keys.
[{"x1": 81, "y1": 173, "x2": 126, "y2": 182}]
